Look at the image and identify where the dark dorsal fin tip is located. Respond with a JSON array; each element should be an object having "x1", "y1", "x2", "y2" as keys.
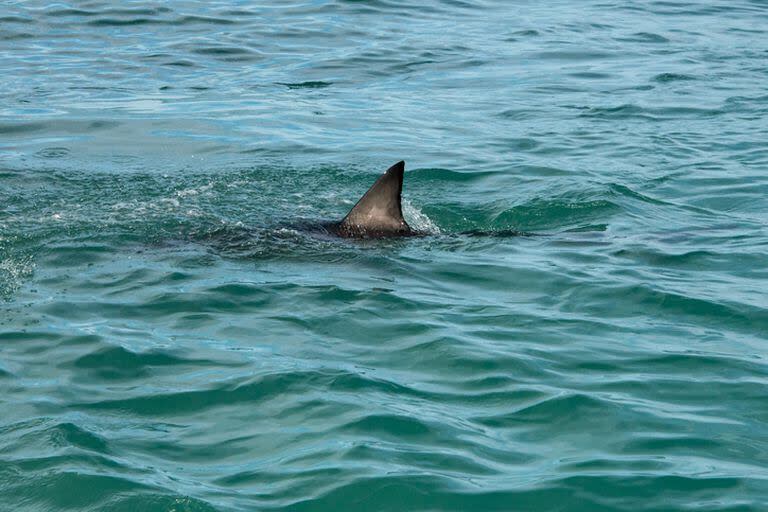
[{"x1": 338, "y1": 161, "x2": 411, "y2": 237}]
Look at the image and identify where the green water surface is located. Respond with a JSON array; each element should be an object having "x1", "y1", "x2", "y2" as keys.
[{"x1": 1, "y1": 1, "x2": 767, "y2": 511}]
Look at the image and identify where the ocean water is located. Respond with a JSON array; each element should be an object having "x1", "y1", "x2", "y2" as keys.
[{"x1": 1, "y1": 0, "x2": 767, "y2": 510}]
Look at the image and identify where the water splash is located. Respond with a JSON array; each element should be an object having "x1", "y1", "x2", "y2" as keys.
[{"x1": 403, "y1": 199, "x2": 441, "y2": 234}]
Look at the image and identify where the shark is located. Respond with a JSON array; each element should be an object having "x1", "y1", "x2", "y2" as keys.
[
  {"x1": 325, "y1": 160, "x2": 525, "y2": 238},
  {"x1": 196, "y1": 160, "x2": 525, "y2": 254},
  {"x1": 329, "y1": 160, "x2": 416, "y2": 238}
]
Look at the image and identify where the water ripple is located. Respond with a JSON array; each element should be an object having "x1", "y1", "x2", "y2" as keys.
[{"x1": 2, "y1": 0, "x2": 768, "y2": 510}]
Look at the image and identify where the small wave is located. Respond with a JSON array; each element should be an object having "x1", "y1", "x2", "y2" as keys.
[
  {"x1": 0, "y1": 16, "x2": 34, "y2": 24},
  {"x1": 45, "y1": 421, "x2": 112, "y2": 453},
  {"x1": 409, "y1": 167, "x2": 496, "y2": 182},
  {"x1": 492, "y1": 195, "x2": 620, "y2": 232},
  {"x1": 178, "y1": 15, "x2": 237, "y2": 25},
  {"x1": 76, "y1": 370, "x2": 340, "y2": 416},
  {"x1": 617, "y1": 31, "x2": 670, "y2": 43},
  {"x1": 653, "y1": 72, "x2": 697, "y2": 83},
  {"x1": 1, "y1": 462, "x2": 217, "y2": 511},
  {"x1": 277, "y1": 81, "x2": 333, "y2": 89},
  {"x1": 190, "y1": 46, "x2": 262, "y2": 62},
  {"x1": 86, "y1": 17, "x2": 162, "y2": 26},
  {"x1": 341, "y1": 413, "x2": 433, "y2": 439},
  {"x1": 579, "y1": 103, "x2": 723, "y2": 120},
  {"x1": 0, "y1": 121, "x2": 46, "y2": 135},
  {"x1": 505, "y1": 29, "x2": 540, "y2": 40},
  {"x1": 70, "y1": 345, "x2": 233, "y2": 381}
]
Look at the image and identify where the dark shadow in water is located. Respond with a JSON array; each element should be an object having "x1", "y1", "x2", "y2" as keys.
[{"x1": 189, "y1": 220, "x2": 538, "y2": 261}]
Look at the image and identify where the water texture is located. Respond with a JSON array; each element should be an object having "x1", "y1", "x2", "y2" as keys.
[{"x1": 1, "y1": 0, "x2": 768, "y2": 510}]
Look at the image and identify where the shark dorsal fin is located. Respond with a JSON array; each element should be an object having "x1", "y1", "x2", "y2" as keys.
[{"x1": 338, "y1": 161, "x2": 411, "y2": 237}]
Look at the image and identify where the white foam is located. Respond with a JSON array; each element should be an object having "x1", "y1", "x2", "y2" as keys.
[
  {"x1": 0, "y1": 254, "x2": 35, "y2": 298},
  {"x1": 175, "y1": 182, "x2": 214, "y2": 198},
  {"x1": 403, "y1": 199, "x2": 441, "y2": 234}
]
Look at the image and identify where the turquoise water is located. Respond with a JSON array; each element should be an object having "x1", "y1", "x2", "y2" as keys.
[{"x1": 2, "y1": 0, "x2": 768, "y2": 510}]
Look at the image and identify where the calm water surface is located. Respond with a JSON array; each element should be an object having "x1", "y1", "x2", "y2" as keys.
[{"x1": 1, "y1": 1, "x2": 767, "y2": 510}]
